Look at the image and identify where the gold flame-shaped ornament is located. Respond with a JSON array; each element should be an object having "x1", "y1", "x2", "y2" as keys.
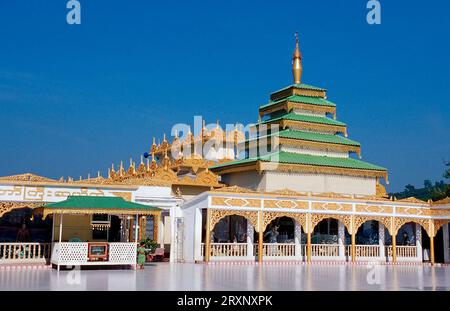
[{"x1": 292, "y1": 32, "x2": 302, "y2": 84}]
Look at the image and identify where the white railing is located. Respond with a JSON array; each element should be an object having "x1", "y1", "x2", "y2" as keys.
[
  {"x1": 210, "y1": 243, "x2": 247, "y2": 257},
  {"x1": 355, "y1": 245, "x2": 380, "y2": 258},
  {"x1": 311, "y1": 244, "x2": 339, "y2": 257},
  {"x1": 51, "y1": 242, "x2": 136, "y2": 267},
  {"x1": 0, "y1": 243, "x2": 51, "y2": 264},
  {"x1": 386, "y1": 246, "x2": 417, "y2": 258},
  {"x1": 262, "y1": 243, "x2": 296, "y2": 257}
]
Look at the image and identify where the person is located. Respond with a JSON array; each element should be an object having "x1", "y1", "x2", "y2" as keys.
[
  {"x1": 16, "y1": 223, "x2": 30, "y2": 242},
  {"x1": 137, "y1": 242, "x2": 146, "y2": 270},
  {"x1": 402, "y1": 232, "x2": 410, "y2": 246},
  {"x1": 264, "y1": 225, "x2": 279, "y2": 243}
]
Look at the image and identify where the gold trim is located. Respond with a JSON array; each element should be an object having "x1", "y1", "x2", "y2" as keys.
[
  {"x1": 0, "y1": 202, "x2": 42, "y2": 217},
  {"x1": 312, "y1": 202, "x2": 352, "y2": 212},
  {"x1": 260, "y1": 162, "x2": 388, "y2": 179},
  {"x1": 279, "y1": 137, "x2": 361, "y2": 157},
  {"x1": 209, "y1": 209, "x2": 260, "y2": 233},
  {"x1": 42, "y1": 208, "x2": 161, "y2": 218},
  {"x1": 261, "y1": 211, "x2": 307, "y2": 232},
  {"x1": 279, "y1": 119, "x2": 347, "y2": 136},
  {"x1": 259, "y1": 101, "x2": 336, "y2": 118},
  {"x1": 310, "y1": 213, "x2": 351, "y2": 234}
]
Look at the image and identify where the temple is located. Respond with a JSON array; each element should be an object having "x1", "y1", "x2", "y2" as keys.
[
  {"x1": 0, "y1": 36, "x2": 449, "y2": 268},
  {"x1": 211, "y1": 33, "x2": 388, "y2": 196}
]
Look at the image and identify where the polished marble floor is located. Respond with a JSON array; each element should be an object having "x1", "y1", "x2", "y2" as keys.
[{"x1": 0, "y1": 263, "x2": 449, "y2": 291}]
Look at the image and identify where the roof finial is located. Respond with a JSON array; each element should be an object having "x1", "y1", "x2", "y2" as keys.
[{"x1": 292, "y1": 32, "x2": 302, "y2": 84}]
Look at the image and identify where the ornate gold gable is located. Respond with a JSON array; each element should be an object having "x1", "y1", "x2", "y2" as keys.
[{"x1": 0, "y1": 173, "x2": 57, "y2": 183}]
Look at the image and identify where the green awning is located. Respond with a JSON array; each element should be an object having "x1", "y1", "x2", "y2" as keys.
[{"x1": 42, "y1": 196, "x2": 161, "y2": 217}]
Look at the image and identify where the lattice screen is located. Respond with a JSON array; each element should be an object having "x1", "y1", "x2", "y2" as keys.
[{"x1": 109, "y1": 243, "x2": 136, "y2": 263}]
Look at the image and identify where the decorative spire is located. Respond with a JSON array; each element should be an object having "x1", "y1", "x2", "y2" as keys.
[{"x1": 292, "y1": 32, "x2": 302, "y2": 84}]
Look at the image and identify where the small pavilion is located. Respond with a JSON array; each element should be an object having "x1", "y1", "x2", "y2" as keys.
[{"x1": 38, "y1": 196, "x2": 161, "y2": 270}]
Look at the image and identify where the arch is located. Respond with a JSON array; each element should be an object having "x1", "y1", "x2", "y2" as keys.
[
  {"x1": 0, "y1": 202, "x2": 42, "y2": 217},
  {"x1": 209, "y1": 209, "x2": 259, "y2": 232},
  {"x1": 261, "y1": 212, "x2": 306, "y2": 233},
  {"x1": 353, "y1": 216, "x2": 392, "y2": 236},
  {"x1": 433, "y1": 219, "x2": 450, "y2": 237},
  {"x1": 392, "y1": 217, "x2": 433, "y2": 238},
  {"x1": 310, "y1": 213, "x2": 351, "y2": 234}
]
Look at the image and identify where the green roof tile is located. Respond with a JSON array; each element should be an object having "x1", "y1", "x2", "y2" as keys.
[
  {"x1": 271, "y1": 83, "x2": 326, "y2": 95},
  {"x1": 260, "y1": 95, "x2": 336, "y2": 110},
  {"x1": 210, "y1": 151, "x2": 386, "y2": 172},
  {"x1": 45, "y1": 196, "x2": 160, "y2": 211},
  {"x1": 279, "y1": 130, "x2": 359, "y2": 146},
  {"x1": 245, "y1": 130, "x2": 360, "y2": 147},
  {"x1": 263, "y1": 112, "x2": 346, "y2": 127}
]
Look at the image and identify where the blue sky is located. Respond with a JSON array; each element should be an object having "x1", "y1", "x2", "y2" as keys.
[{"x1": 0, "y1": 0, "x2": 449, "y2": 192}]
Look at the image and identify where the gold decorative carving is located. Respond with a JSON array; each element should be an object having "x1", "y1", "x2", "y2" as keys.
[
  {"x1": 355, "y1": 204, "x2": 393, "y2": 214},
  {"x1": 397, "y1": 197, "x2": 428, "y2": 204},
  {"x1": 280, "y1": 119, "x2": 347, "y2": 136},
  {"x1": 210, "y1": 196, "x2": 260, "y2": 208},
  {"x1": 310, "y1": 213, "x2": 351, "y2": 234},
  {"x1": 212, "y1": 185, "x2": 256, "y2": 194},
  {"x1": 260, "y1": 162, "x2": 387, "y2": 180},
  {"x1": 376, "y1": 182, "x2": 388, "y2": 198},
  {"x1": 353, "y1": 215, "x2": 393, "y2": 235},
  {"x1": 432, "y1": 197, "x2": 450, "y2": 205},
  {"x1": 268, "y1": 188, "x2": 304, "y2": 196},
  {"x1": 111, "y1": 192, "x2": 132, "y2": 202},
  {"x1": 259, "y1": 101, "x2": 336, "y2": 119},
  {"x1": 312, "y1": 202, "x2": 352, "y2": 212},
  {"x1": 0, "y1": 202, "x2": 42, "y2": 217},
  {"x1": 279, "y1": 137, "x2": 361, "y2": 157},
  {"x1": 0, "y1": 173, "x2": 57, "y2": 183},
  {"x1": 433, "y1": 219, "x2": 450, "y2": 237},
  {"x1": 430, "y1": 209, "x2": 450, "y2": 217},
  {"x1": 391, "y1": 217, "x2": 433, "y2": 238},
  {"x1": 396, "y1": 206, "x2": 429, "y2": 216},
  {"x1": 261, "y1": 211, "x2": 307, "y2": 232},
  {"x1": 209, "y1": 209, "x2": 259, "y2": 232},
  {"x1": 264, "y1": 199, "x2": 308, "y2": 209}
]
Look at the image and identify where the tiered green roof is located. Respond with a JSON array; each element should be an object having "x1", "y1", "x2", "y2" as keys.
[{"x1": 211, "y1": 42, "x2": 387, "y2": 180}]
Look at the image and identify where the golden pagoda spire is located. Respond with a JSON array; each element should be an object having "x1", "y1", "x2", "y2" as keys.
[{"x1": 292, "y1": 32, "x2": 302, "y2": 84}]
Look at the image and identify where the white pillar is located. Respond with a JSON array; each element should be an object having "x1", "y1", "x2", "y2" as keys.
[
  {"x1": 338, "y1": 221, "x2": 345, "y2": 260},
  {"x1": 159, "y1": 215, "x2": 165, "y2": 248},
  {"x1": 51, "y1": 213, "x2": 55, "y2": 242},
  {"x1": 416, "y1": 223, "x2": 423, "y2": 262},
  {"x1": 247, "y1": 221, "x2": 254, "y2": 259},
  {"x1": 57, "y1": 214, "x2": 63, "y2": 271},
  {"x1": 194, "y1": 208, "x2": 203, "y2": 262},
  {"x1": 134, "y1": 214, "x2": 139, "y2": 243},
  {"x1": 443, "y1": 223, "x2": 450, "y2": 263},
  {"x1": 294, "y1": 221, "x2": 302, "y2": 259},
  {"x1": 379, "y1": 223, "x2": 385, "y2": 260},
  {"x1": 169, "y1": 205, "x2": 178, "y2": 263}
]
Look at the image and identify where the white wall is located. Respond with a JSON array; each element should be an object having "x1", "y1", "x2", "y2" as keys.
[
  {"x1": 221, "y1": 171, "x2": 265, "y2": 190},
  {"x1": 221, "y1": 171, "x2": 376, "y2": 195},
  {"x1": 263, "y1": 171, "x2": 376, "y2": 195}
]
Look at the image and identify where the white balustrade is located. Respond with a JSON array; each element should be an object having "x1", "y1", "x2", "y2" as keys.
[
  {"x1": 208, "y1": 243, "x2": 247, "y2": 257},
  {"x1": 355, "y1": 245, "x2": 380, "y2": 258},
  {"x1": 262, "y1": 243, "x2": 296, "y2": 257},
  {"x1": 386, "y1": 245, "x2": 417, "y2": 258},
  {"x1": 0, "y1": 243, "x2": 51, "y2": 264},
  {"x1": 311, "y1": 244, "x2": 339, "y2": 257}
]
